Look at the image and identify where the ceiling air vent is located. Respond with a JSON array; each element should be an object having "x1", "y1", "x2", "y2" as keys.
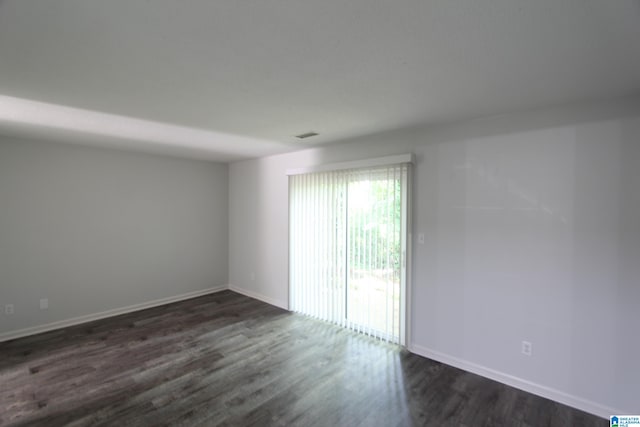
[{"x1": 295, "y1": 132, "x2": 319, "y2": 139}]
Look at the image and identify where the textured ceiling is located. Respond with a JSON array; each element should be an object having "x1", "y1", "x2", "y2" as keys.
[{"x1": 1, "y1": 0, "x2": 639, "y2": 161}]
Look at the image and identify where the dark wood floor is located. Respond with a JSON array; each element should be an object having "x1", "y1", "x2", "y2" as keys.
[{"x1": 0, "y1": 291, "x2": 605, "y2": 427}]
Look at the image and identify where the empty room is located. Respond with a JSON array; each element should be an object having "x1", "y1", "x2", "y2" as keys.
[{"x1": 0, "y1": 0, "x2": 638, "y2": 426}]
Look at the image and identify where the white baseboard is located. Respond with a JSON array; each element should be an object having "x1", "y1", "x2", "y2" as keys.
[
  {"x1": 0, "y1": 285, "x2": 228, "y2": 343},
  {"x1": 228, "y1": 284, "x2": 288, "y2": 310},
  {"x1": 0, "y1": 286, "x2": 621, "y2": 418},
  {"x1": 408, "y1": 343, "x2": 621, "y2": 420}
]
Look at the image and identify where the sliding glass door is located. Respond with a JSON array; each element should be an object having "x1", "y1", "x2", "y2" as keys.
[{"x1": 289, "y1": 163, "x2": 409, "y2": 345}]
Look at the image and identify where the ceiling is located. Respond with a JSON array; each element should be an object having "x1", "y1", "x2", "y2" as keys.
[{"x1": 1, "y1": 0, "x2": 639, "y2": 161}]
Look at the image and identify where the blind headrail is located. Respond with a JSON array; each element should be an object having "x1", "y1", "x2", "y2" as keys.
[{"x1": 285, "y1": 154, "x2": 414, "y2": 176}]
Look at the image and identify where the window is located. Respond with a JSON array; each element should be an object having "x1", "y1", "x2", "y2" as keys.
[{"x1": 288, "y1": 157, "x2": 411, "y2": 344}]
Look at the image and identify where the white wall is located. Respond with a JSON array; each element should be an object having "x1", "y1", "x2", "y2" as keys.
[
  {"x1": 229, "y1": 98, "x2": 640, "y2": 416},
  {"x1": 0, "y1": 136, "x2": 228, "y2": 337}
]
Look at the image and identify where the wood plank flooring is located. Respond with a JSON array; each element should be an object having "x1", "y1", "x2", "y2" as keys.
[{"x1": 0, "y1": 291, "x2": 606, "y2": 426}]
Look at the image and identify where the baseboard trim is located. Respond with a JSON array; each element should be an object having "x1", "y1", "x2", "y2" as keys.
[
  {"x1": 408, "y1": 343, "x2": 621, "y2": 420},
  {"x1": 228, "y1": 285, "x2": 288, "y2": 310},
  {"x1": 0, "y1": 285, "x2": 228, "y2": 343},
  {"x1": 3, "y1": 288, "x2": 618, "y2": 418}
]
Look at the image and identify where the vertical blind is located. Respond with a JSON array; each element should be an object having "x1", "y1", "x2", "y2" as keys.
[{"x1": 289, "y1": 163, "x2": 409, "y2": 344}]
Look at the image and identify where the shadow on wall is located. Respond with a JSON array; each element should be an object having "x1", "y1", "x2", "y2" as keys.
[
  {"x1": 312, "y1": 96, "x2": 640, "y2": 167},
  {"x1": 614, "y1": 116, "x2": 640, "y2": 409}
]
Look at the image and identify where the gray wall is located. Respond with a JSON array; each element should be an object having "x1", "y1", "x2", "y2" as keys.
[
  {"x1": 229, "y1": 98, "x2": 640, "y2": 416},
  {"x1": 0, "y1": 136, "x2": 228, "y2": 335}
]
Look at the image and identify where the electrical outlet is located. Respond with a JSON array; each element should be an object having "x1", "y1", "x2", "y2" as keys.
[
  {"x1": 40, "y1": 298, "x2": 49, "y2": 310},
  {"x1": 250, "y1": 272, "x2": 256, "y2": 281},
  {"x1": 418, "y1": 233, "x2": 425, "y2": 244},
  {"x1": 521, "y1": 340, "x2": 532, "y2": 356},
  {"x1": 5, "y1": 304, "x2": 14, "y2": 315}
]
